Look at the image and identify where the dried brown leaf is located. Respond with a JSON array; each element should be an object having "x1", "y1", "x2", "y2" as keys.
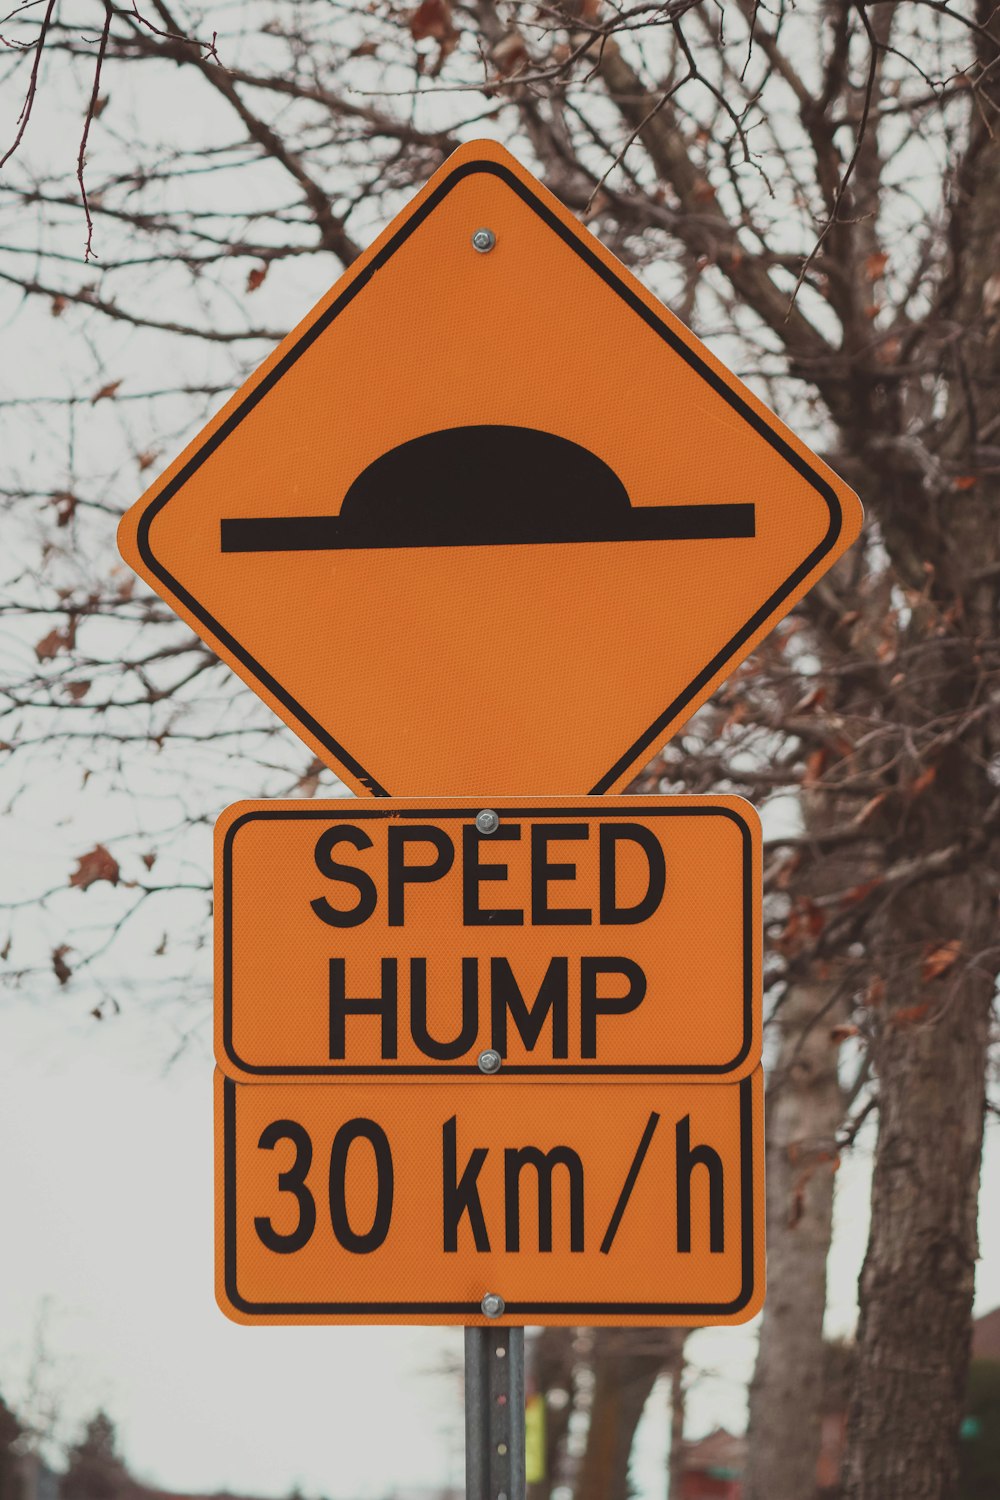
[
  {"x1": 830, "y1": 1024, "x2": 860, "y2": 1045},
  {"x1": 51, "y1": 491, "x2": 78, "y2": 526},
  {"x1": 856, "y1": 792, "x2": 887, "y2": 825},
  {"x1": 52, "y1": 945, "x2": 73, "y2": 985},
  {"x1": 409, "y1": 0, "x2": 459, "y2": 70},
  {"x1": 865, "y1": 976, "x2": 886, "y2": 1008},
  {"x1": 802, "y1": 747, "x2": 828, "y2": 787},
  {"x1": 410, "y1": 0, "x2": 453, "y2": 40},
  {"x1": 296, "y1": 757, "x2": 325, "y2": 798},
  {"x1": 35, "y1": 626, "x2": 74, "y2": 662},
  {"x1": 840, "y1": 877, "x2": 883, "y2": 906},
  {"x1": 909, "y1": 765, "x2": 937, "y2": 797},
  {"x1": 91, "y1": 379, "x2": 123, "y2": 404},
  {"x1": 69, "y1": 844, "x2": 120, "y2": 891},
  {"x1": 922, "y1": 939, "x2": 960, "y2": 983},
  {"x1": 890, "y1": 1001, "x2": 932, "y2": 1028},
  {"x1": 803, "y1": 898, "x2": 825, "y2": 938}
]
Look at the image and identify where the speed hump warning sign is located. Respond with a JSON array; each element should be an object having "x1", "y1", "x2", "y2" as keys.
[
  {"x1": 118, "y1": 137, "x2": 861, "y2": 796},
  {"x1": 215, "y1": 797, "x2": 760, "y2": 1082},
  {"x1": 108, "y1": 139, "x2": 857, "y2": 1336}
]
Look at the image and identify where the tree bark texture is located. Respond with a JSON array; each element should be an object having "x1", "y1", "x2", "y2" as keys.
[
  {"x1": 576, "y1": 1330, "x2": 684, "y2": 1500},
  {"x1": 526, "y1": 1326, "x2": 575, "y2": 1500},
  {"x1": 842, "y1": 820, "x2": 996, "y2": 1499},
  {"x1": 843, "y1": 15, "x2": 1000, "y2": 1488},
  {"x1": 745, "y1": 979, "x2": 845, "y2": 1500}
]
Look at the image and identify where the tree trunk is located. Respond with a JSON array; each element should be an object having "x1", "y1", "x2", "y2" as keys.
[
  {"x1": 745, "y1": 979, "x2": 844, "y2": 1500},
  {"x1": 576, "y1": 1330, "x2": 683, "y2": 1500},
  {"x1": 843, "y1": 12, "x2": 1000, "y2": 1488},
  {"x1": 526, "y1": 1326, "x2": 575, "y2": 1500},
  {"x1": 667, "y1": 1343, "x2": 687, "y2": 1500},
  {"x1": 841, "y1": 821, "x2": 995, "y2": 1499}
]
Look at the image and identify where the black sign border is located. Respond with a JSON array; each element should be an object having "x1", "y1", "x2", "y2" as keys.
[
  {"x1": 221, "y1": 1071, "x2": 758, "y2": 1319},
  {"x1": 136, "y1": 156, "x2": 843, "y2": 798},
  {"x1": 220, "y1": 802, "x2": 758, "y2": 1079}
]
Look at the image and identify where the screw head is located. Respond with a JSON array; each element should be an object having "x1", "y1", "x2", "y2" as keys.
[
  {"x1": 472, "y1": 227, "x2": 496, "y2": 253},
  {"x1": 476, "y1": 808, "x2": 500, "y2": 835},
  {"x1": 478, "y1": 1049, "x2": 502, "y2": 1075},
  {"x1": 482, "y1": 1292, "x2": 505, "y2": 1318}
]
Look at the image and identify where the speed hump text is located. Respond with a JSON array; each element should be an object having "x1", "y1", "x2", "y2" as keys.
[{"x1": 215, "y1": 797, "x2": 760, "y2": 1082}]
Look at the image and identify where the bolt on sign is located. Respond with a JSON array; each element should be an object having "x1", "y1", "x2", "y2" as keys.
[
  {"x1": 215, "y1": 1071, "x2": 763, "y2": 1327},
  {"x1": 215, "y1": 798, "x2": 760, "y2": 1082},
  {"x1": 117, "y1": 138, "x2": 862, "y2": 797}
]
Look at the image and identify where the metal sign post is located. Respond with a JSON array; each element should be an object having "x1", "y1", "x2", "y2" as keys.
[{"x1": 466, "y1": 1319, "x2": 526, "y2": 1500}]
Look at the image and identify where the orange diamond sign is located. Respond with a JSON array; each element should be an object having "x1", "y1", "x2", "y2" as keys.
[{"x1": 118, "y1": 140, "x2": 862, "y2": 795}]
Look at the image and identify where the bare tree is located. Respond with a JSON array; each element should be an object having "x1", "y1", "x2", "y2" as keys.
[
  {"x1": 63, "y1": 1412, "x2": 131, "y2": 1500},
  {"x1": 2, "y1": 5, "x2": 999, "y2": 1498}
]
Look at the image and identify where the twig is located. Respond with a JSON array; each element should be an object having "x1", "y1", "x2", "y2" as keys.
[
  {"x1": 837, "y1": 1094, "x2": 878, "y2": 1149},
  {"x1": 585, "y1": 75, "x2": 683, "y2": 216},
  {"x1": 0, "y1": 0, "x2": 56, "y2": 169},
  {"x1": 77, "y1": 1, "x2": 111, "y2": 261},
  {"x1": 129, "y1": 0, "x2": 218, "y2": 64}
]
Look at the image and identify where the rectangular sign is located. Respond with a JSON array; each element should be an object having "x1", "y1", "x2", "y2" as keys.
[
  {"x1": 215, "y1": 797, "x2": 760, "y2": 1082},
  {"x1": 215, "y1": 1070, "x2": 764, "y2": 1326}
]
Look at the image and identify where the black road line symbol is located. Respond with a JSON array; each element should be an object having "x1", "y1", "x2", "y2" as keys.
[{"x1": 600, "y1": 1110, "x2": 661, "y2": 1254}]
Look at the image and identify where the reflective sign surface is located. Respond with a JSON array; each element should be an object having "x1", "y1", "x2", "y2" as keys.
[
  {"x1": 215, "y1": 797, "x2": 761, "y2": 1082},
  {"x1": 216, "y1": 1070, "x2": 764, "y2": 1326},
  {"x1": 119, "y1": 139, "x2": 861, "y2": 795}
]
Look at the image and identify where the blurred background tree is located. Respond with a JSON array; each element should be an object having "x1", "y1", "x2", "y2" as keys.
[
  {"x1": 958, "y1": 1360, "x2": 1000, "y2": 1500},
  {"x1": 62, "y1": 1413, "x2": 131, "y2": 1500},
  {"x1": 0, "y1": 1393, "x2": 24, "y2": 1500}
]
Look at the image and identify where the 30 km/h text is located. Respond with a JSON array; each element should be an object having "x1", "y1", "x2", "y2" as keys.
[
  {"x1": 217, "y1": 1072, "x2": 764, "y2": 1325},
  {"x1": 251, "y1": 1108, "x2": 725, "y2": 1257}
]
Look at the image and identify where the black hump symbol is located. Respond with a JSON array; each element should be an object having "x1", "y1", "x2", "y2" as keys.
[{"x1": 221, "y1": 425, "x2": 755, "y2": 552}]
